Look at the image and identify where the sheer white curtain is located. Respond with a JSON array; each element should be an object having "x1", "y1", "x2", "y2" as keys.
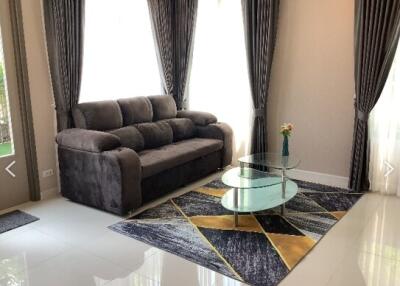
[
  {"x1": 189, "y1": 0, "x2": 252, "y2": 164},
  {"x1": 80, "y1": 0, "x2": 161, "y2": 103},
  {"x1": 369, "y1": 42, "x2": 400, "y2": 196}
]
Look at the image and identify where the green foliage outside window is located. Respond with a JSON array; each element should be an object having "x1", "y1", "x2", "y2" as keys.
[
  {"x1": 0, "y1": 61, "x2": 12, "y2": 155},
  {"x1": 0, "y1": 63, "x2": 8, "y2": 122}
]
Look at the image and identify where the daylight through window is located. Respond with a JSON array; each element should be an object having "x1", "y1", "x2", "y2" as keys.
[{"x1": 80, "y1": 0, "x2": 161, "y2": 103}]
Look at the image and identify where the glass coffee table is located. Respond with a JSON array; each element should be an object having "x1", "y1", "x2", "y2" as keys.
[{"x1": 221, "y1": 153, "x2": 300, "y2": 227}]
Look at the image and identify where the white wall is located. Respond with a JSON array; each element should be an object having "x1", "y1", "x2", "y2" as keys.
[{"x1": 268, "y1": 0, "x2": 355, "y2": 181}]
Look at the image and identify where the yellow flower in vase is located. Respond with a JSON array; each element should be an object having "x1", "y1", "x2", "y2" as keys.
[{"x1": 280, "y1": 123, "x2": 294, "y2": 156}]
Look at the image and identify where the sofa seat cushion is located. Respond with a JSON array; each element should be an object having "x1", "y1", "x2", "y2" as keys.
[
  {"x1": 164, "y1": 118, "x2": 195, "y2": 142},
  {"x1": 139, "y1": 138, "x2": 223, "y2": 178},
  {"x1": 108, "y1": 126, "x2": 145, "y2": 151},
  {"x1": 135, "y1": 121, "x2": 173, "y2": 149}
]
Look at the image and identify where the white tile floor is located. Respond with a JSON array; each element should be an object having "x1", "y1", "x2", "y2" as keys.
[{"x1": 0, "y1": 172, "x2": 399, "y2": 286}]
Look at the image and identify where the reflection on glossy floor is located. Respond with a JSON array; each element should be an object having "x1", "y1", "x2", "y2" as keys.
[{"x1": 0, "y1": 172, "x2": 399, "y2": 285}]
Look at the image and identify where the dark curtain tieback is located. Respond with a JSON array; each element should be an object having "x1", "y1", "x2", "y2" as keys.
[
  {"x1": 357, "y1": 109, "x2": 369, "y2": 122},
  {"x1": 54, "y1": 107, "x2": 70, "y2": 115},
  {"x1": 254, "y1": 108, "x2": 265, "y2": 118}
]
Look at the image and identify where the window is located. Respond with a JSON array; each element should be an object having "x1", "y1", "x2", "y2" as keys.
[
  {"x1": 189, "y1": 0, "x2": 252, "y2": 161},
  {"x1": 80, "y1": 0, "x2": 161, "y2": 103},
  {"x1": 369, "y1": 42, "x2": 400, "y2": 196},
  {"x1": 0, "y1": 28, "x2": 14, "y2": 157}
]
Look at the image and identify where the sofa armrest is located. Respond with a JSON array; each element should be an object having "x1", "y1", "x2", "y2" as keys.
[
  {"x1": 103, "y1": 147, "x2": 142, "y2": 211},
  {"x1": 56, "y1": 128, "x2": 121, "y2": 153},
  {"x1": 177, "y1": 110, "x2": 217, "y2": 126},
  {"x1": 197, "y1": 123, "x2": 233, "y2": 167},
  {"x1": 58, "y1": 146, "x2": 142, "y2": 215}
]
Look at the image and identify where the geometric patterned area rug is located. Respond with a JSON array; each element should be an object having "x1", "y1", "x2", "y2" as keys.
[
  {"x1": 0, "y1": 210, "x2": 39, "y2": 234},
  {"x1": 109, "y1": 179, "x2": 364, "y2": 286}
]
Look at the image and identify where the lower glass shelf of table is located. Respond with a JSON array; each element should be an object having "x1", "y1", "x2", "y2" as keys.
[
  {"x1": 221, "y1": 166, "x2": 299, "y2": 227},
  {"x1": 221, "y1": 180, "x2": 298, "y2": 213}
]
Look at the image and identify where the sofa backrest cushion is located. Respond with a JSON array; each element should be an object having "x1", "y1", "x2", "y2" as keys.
[
  {"x1": 148, "y1": 95, "x2": 177, "y2": 121},
  {"x1": 117, "y1": 97, "x2": 153, "y2": 125},
  {"x1": 108, "y1": 126, "x2": 145, "y2": 151},
  {"x1": 164, "y1": 118, "x2": 195, "y2": 142},
  {"x1": 73, "y1": 100, "x2": 123, "y2": 131},
  {"x1": 135, "y1": 121, "x2": 173, "y2": 149}
]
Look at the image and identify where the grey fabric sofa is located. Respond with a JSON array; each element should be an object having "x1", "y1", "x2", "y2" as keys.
[{"x1": 56, "y1": 95, "x2": 233, "y2": 215}]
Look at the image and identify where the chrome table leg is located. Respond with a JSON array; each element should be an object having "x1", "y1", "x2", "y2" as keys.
[
  {"x1": 233, "y1": 187, "x2": 238, "y2": 227},
  {"x1": 281, "y1": 168, "x2": 286, "y2": 215}
]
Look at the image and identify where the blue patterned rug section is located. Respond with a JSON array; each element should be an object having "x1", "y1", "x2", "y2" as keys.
[
  {"x1": 0, "y1": 210, "x2": 39, "y2": 234},
  {"x1": 109, "y1": 179, "x2": 364, "y2": 286}
]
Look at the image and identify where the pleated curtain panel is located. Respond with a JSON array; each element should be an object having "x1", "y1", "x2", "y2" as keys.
[
  {"x1": 148, "y1": 0, "x2": 198, "y2": 110},
  {"x1": 242, "y1": 0, "x2": 280, "y2": 154},
  {"x1": 43, "y1": 0, "x2": 85, "y2": 131},
  {"x1": 349, "y1": 0, "x2": 400, "y2": 192}
]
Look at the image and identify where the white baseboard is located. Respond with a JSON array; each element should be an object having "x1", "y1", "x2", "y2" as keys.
[
  {"x1": 41, "y1": 187, "x2": 59, "y2": 200},
  {"x1": 284, "y1": 169, "x2": 349, "y2": 189}
]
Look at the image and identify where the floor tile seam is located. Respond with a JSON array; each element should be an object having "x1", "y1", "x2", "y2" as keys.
[
  {"x1": 345, "y1": 195, "x2": 385, "y2": 223},
  {"x1": 0, "y1": 225, "x2": 33, "y2": 242},
  {"x1": 28, "y1": 217, "x2": 86, "y2": 230},
  {"x1": 23, "y1": 245, "x2": 137, "y2": 283},
  {"x1": 324, "y1": 218, "x2": 372, "y2": 285},
  {"x1": 67, "y1": 225, "x2": 161, "y2": 273},
  {"x1": 114, "y1": 272, "x2": 161, "y2": 286},
  {"x1": 323, "y1": 245, "x2": 361, "y2": 285},
  {"x1": 128, "y1": 247, "x2": 213, "y2": 284},
  {"x1": 282, "y1": 205, "x2": 366, "y2": 284},
  {"x1": 28, "y1": 224, "x2": 83, "y2": 248},
  {"x1": 11, "y1": 246, "x2": 72, "y2": 278},
  {"x1": 362, "y1": 249, "x2": 400, "y2": 262},
  {"x1": 6, "y1": 225, "x2": 76, "y2": 250},
  {"x1": 300, "y1": 209, "x2": 365, "y2": 259},
  {"x1": 75, "y1": 240, "x2": 159, "y2": 274},
  {"x1": 69, "y1": 245, "x2": 147, "y2": 279},
  {"x1": 32, "y1": 214, "x2": 115, "y2": 235}
]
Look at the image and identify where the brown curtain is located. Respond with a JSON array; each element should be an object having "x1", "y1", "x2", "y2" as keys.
[
  {"x1": 242, "y1": 0, "x2": 279, "y2": 154},
  {"x1": 349, "y1": 0, "x2": 400, "y2": 192},
  {"x1": 43, "y1": 0, "x2": 85, "y2": 131},
  {"x1": 148, "y1": 0, "x2": 198, "y2": 110}
]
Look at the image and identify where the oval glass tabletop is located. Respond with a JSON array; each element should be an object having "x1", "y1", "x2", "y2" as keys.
[
  {"x1": 221, "y1": 180, "x2": 298, "y2": 213},
  {"x1": 239, "y1": 152, "x2": 300, "y2": 170},
  {"x1": 221, "y1": 167, "x2": 282, "y2": 189}
]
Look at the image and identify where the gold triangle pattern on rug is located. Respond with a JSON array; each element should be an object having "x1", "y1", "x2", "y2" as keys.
[
  {"x1": 190, "y1": 215, "x2": 263, "y2": 233},
  {"x1": 109, "y1": 179, "x2": 364, "y2": 286},
  {"x1": 266, "y1": 233, "x2": 315, "y2": 269},
  {"x1": 330, "y1": 211, "x2": 347, "y2": 220}
]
